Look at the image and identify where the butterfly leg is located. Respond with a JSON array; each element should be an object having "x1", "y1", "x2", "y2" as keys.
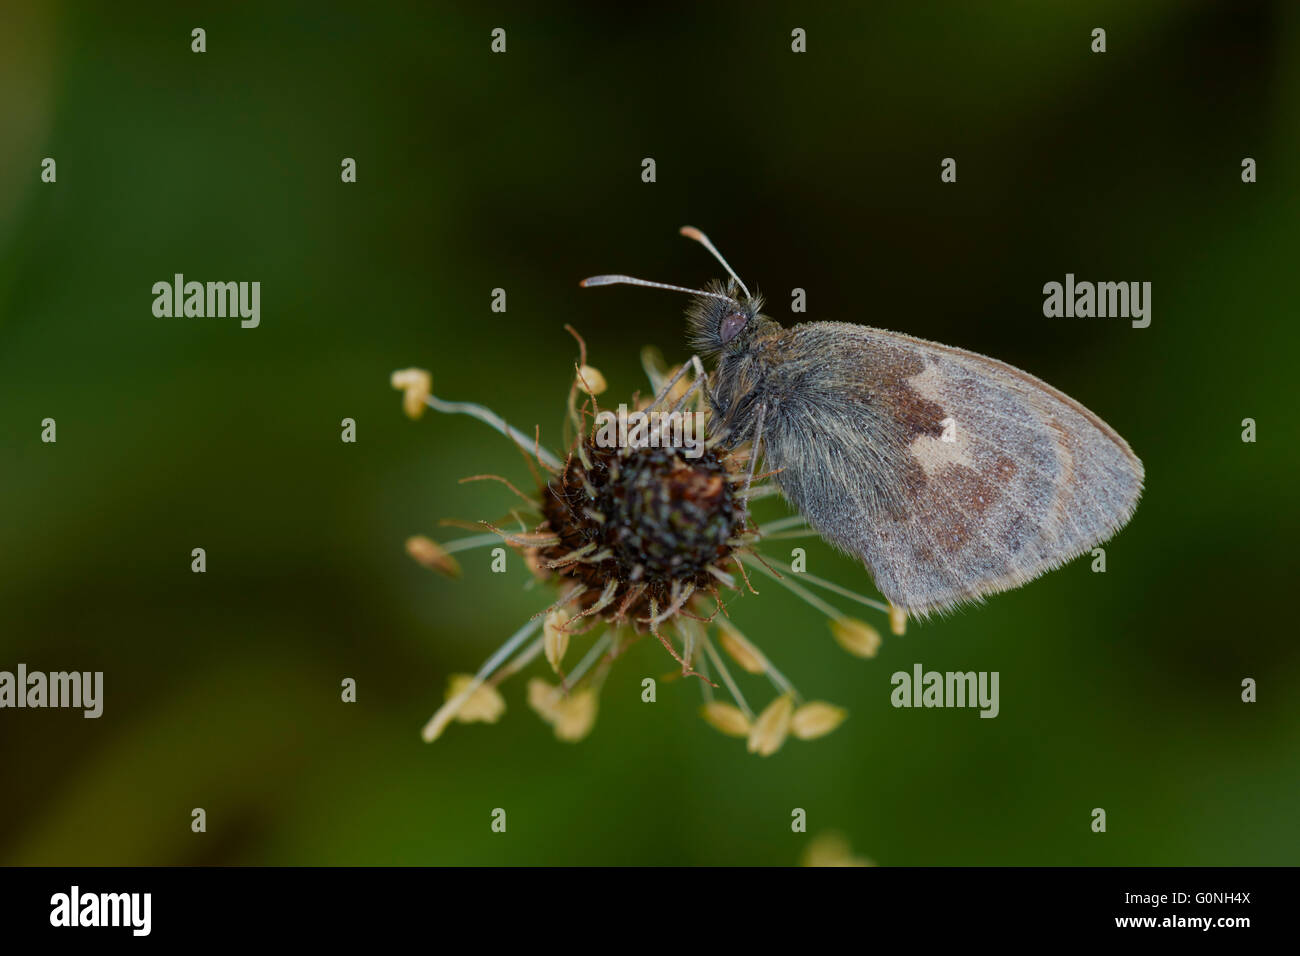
[
  {"x1": 647, "y1": 354, "x2": 704, "y2": 410},
  {"x1": 740, "y1": 401, "x2": 768, "y2": 511},
  {"x1": 664, "y1": 356, "x2": 707, "y2": 414}
]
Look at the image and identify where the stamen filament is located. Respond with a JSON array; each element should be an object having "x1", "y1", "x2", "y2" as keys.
[
  {"x1": 756, "y1": 515, "x2": 810, "y2": 535},
  {"x1": 425, "y1": 394, "x2": 563, "y2": 471},
  {"x1": 758, "y1": 556, "x2": 890, "y2": 613},
  {"x1": 542, "y1": 632, "x2": 613, "y2": 702},
  {"x1": 703, "y1": 636, "x2": 753, "y2": 719},
  {"x1": 422, "y1": 616, "x2": 544, "y2": 741},
  {"x1": 441, "y1": 533, "x2": 507, "y2": 554},
  {"x1": 741, "y1": 554, "x2": 842, "y2": 619}
]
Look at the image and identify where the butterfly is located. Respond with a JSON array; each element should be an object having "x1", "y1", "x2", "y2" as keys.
[{"x1": 582, "y1": 227, "x2": 1143, "y2": 617}]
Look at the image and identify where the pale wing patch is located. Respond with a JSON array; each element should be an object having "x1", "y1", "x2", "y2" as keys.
[{"x1": 906, "y1": 360, "x2": 975, "y2": 478}]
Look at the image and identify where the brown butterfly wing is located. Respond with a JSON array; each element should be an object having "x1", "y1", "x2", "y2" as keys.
[{"x1": 759, "y1": 322, "x2": 1144, "y2": 616}]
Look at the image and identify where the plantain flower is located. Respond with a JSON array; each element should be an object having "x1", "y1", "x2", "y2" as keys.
[{"x1": 395, "y1": 329, "x2": 898, "y2": 754}]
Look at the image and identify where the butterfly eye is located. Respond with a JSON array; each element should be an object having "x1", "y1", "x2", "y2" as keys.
[{"x1": 719, "y1": 311, "x2": 748, "y2": 344}]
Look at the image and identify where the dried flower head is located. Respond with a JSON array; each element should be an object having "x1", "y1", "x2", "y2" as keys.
[{"x1": 396, "y1": 326, "x2": 900, "y2": 754}]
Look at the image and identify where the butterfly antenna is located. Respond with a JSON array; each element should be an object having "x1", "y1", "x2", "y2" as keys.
[
  {"x1": 579, "y1": 274, "x2": 734, "y2": 303},
  {"x1": 679, "y1": 226, "x2": 751, "y2": 300}
]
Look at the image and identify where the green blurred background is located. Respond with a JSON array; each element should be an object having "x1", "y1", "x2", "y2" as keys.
[{"x1": 2, "y1": 0, "x2": 1297, "y2": 865}]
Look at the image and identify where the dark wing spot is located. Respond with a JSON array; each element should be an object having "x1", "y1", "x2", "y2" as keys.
[{"x1": 844, "y1": 345, "x2": 946, "y2": 440}]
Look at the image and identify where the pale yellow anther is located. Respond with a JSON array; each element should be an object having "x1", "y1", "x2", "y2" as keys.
[
  {"x1": 801, "y1": 832, "x2": 875, "y2": 867},
  {"x1": 888, "y1": 603, "x2": 907, "y2": 636},
  {"x1": 421, "y1": 674, "x2": 506, "y2": 740},
  {"x1": 747, "y1": 694, "x2": 794, "y2": 757},
  {"x1": 717, "y1": 620, "x2": 766, "y2": 674},
  {"x1": 446, "y1": 674, "x2": 506, "y2": 723},
  {"x1": 791, "y1": 701, "x2": 848, "y2": 740},
  {"x1": 552, "y1": 688, "x2": 599, "y2": 742},
  {"x1": 575, "y1": 365, "x2": 607, "y2": 396},
  {"x1": 390, "y1": 367, "x2": 432, "y2": 420},
  {"x1": 830, "y1": 617, "x2": 882, "y2": 658},
  {"x1": 526, "y1": 677, "x2": 561, "y2": 722},
  {"x1": 543, "y1": 607, "x2": 572, "y2": 674},
  {"x1": 405, "y1": 535, "x2": 461, "y2": 578},
  {"x1": 700, "y1": 701, "x2": 752, "y2": 737}
]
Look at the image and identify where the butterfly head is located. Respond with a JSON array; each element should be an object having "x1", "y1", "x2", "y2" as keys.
[
  {"x1": 580, "y1": 226, "x2": 776, "y2": 360},
  {"x1": 685, "y1": 278, "x2": 766, "y2": 358}
]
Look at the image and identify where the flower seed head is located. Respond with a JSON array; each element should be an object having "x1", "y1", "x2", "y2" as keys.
[{"x1": 537, "y1": 439, "x2": 747, "y2": 625}]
